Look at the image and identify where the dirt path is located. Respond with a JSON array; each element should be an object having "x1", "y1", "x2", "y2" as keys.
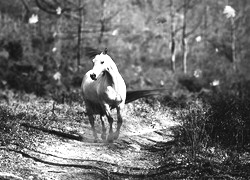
[{"x1": 0, "y1": 100, "x2": 179, "y2": 180}]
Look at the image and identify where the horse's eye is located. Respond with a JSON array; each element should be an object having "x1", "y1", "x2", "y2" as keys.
[{"x1": 101, "y1": 61, "x2": 104, "y2": 64}]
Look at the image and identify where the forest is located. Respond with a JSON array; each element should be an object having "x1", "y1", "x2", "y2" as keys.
[{"x1": 0, "y1": 0, "x2": 250, "y2": 179}]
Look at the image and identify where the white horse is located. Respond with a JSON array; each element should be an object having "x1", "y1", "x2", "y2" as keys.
[{"x1": 82, "y1": 48, "x2": 165, "y2": 142}]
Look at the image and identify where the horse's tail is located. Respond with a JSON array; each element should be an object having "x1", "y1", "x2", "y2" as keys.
[{"x1": 125, "y1": 89, "x2": 166, "y2": 104}]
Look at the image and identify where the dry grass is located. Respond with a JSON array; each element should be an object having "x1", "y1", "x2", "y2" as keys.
[{"x1": 0, "y1": 89, "x2": 250, "y2": 179}]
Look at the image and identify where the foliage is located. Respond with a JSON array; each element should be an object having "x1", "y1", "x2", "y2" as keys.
[
  {"x1": 0, "y1": 1, "x2": 250, "y2": 179},
  {"x1": 172, "y1": 90, "x2": 250, "y2": 150},
  {"x1": 1, "y1": 88, "x2": 250, "y2": 179},
  {"x1": 204, "y1": 92, "x2": 250, "y2": 149},
  {"x1": 166, "y1": 92, "x2": 250, "y2": 179},
  {"x1": 0, "y1": 0, "x2": 249, "y2": 97},
  {"x1": 174, "y1": 100, "x2": 210, "y2": 154}
]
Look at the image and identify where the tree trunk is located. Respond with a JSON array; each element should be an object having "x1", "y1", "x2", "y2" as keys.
[
  {"x1": 231, "y1": 17, "x2": 236, "y2": 71},
  {"x1": 55, "y1": 15, "x2": 62, "y2": 70},
  {"x1": 170, "y1": 0, "x2": 176, "y2": 72},
  {"x1": 182, "y1": 0, "x2": 188, "y2": 74},
  {"x1": 98, "y1": 0, "x2": 106, "y2": 44},
  {"x1": 77, "y1": 0, "x2": 83, "y2": 71},
  {"x1": 182, "y1": 38, "x2": 188, "y2": 74},
  {"x1": 203, "y1": 0, "x2": 208, "y2": 49}
]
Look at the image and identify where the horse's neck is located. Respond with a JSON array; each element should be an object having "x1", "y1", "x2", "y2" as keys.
[{"x1": 104, "y1": 67, "x2": 121, "y2": 90}]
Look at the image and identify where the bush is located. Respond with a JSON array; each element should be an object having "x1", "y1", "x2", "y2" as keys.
[
  {"x1": 173, "y1": 99, "x2": 211, "y2": 158},
  {"x1": 174, "y1": 91, "x2": 250, "y2": 152},
  {"x1": 170, "y1": 92, "x2": 250, "y2": 179},
  {"x1": 204, "y1": 92, "x2": 250, "y2": 149},
  {"x1": 0, "y1": 106, "x2": 20, "y2": 146}
]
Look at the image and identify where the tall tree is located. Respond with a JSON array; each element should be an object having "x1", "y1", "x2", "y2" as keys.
[
  {"x1": 97, "y1": 0, "x2": 120, "y2": 45},
  {"x1": 35, "y1": 0, "x2": 86, "y2": 70},
  {"x1": 182, "y1": 0, "x2": 188, "y2": 74},
  {"x1": 77, "y1": 0, "x2": 84, "y2": 71},
  {"x1": 223, "y1": 5, "x2": 236, "y2": 70},
  {"x1": 170, "y1": 0, "x2": 176, "y2": 72},
  {"x1": 202, "y1": 0, "x2": 208, "y2": 49},
  {"x1": 180, "y1": 0, "x2": 202, "y2": 74}
]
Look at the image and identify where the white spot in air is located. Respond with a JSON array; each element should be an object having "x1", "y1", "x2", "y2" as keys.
[
  {"x1": 223, "y1": 5, "x2": 236, "y2": 18},
  {"x1": 53, "y1": 72, "x2": 61, "y2": 81},
  {"x1": 2, "y1": 80, "x2": 7, "y2": 85},
  {"x1": 29, "y1": 14, "x2": 39, "y2": 24},
  {"x1": 160, "y1": 80, "x2": 164, "y2": 86},
  {"x1": 112, "y1": 29, "x2": 118, "y2": 36},
  {"x1": 210, "y1": 80, "x2": 220, "y2": 86},
  {"x1": 53, "y1": 32, "x2": 57, "y2": 37},
  {"x1": 195, "y1": 36, "x2": 202, "y2": 42},
  {"x1": 194, "y1": 69, "x2": 202, "y2": 78},
  {"x1": 56, "y1": 7, "x2": 62, "y2": 15},
  {"x1": 52, "y1": 47, "x2": 57, "y2": 52}
]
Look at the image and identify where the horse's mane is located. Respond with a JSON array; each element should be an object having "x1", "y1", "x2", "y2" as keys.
[{"x1": 84, "y1": 47, "x2": 105, "y2": 59}]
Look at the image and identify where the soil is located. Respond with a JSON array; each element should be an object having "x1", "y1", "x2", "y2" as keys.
[{"x1": 0, "y1": 99, "x2": 179, "y2": 180}]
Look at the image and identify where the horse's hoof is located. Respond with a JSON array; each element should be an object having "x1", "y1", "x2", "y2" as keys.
[
  {"x1": 101, "y1": 133, "x2": 106, "y2": 141},
  {"x1": 107, "y1": 139, "x2": 113, "y2": 143},
  {"x1": 113, "y1": 131, "x2": 119, "y2": 140},
  {"x1": 107, "y1": 134, "x2": 114, "y2": 143}
]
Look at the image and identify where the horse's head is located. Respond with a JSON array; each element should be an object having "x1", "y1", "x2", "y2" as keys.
[{"x1": 90, "y1": 49, "x2": 118, "y2": 81}]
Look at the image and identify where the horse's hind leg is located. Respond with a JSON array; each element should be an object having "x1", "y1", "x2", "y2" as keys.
[
  {"x1": 114, "y1": 107, "x2": 122, "y2": 140},
  {"x1": 88, "y1": 114, "x2": 98, "y2": 142},
  {"x1": 106, "y1": 115, "x2": 114, "y2": 142},
  {"x1": 100, "y1": 115, "x2": 106, "y2": 141}
]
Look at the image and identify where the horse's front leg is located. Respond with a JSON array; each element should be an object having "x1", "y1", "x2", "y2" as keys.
[
  {"x1": 103, "y1": 104, "x2": 114, "y2": 142},
  {"x1": 100, "y1": 115, "x2": 107, "y2": 141},
  {"x1": 114, "y1": 106, "x2": 123, "y2": 140},
  {"x1": 87, "y1": 114, "x2": 98, "y2": 142}
]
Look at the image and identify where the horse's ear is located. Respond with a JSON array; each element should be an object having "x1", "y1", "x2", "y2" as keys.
[{"x1": 103, "y1": 48, "x2": 108, "y2": 55}]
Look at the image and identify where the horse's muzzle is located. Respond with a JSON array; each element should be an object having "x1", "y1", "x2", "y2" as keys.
[{"x1": 90, "y1": 73, "x2": 97, "y2": 80}]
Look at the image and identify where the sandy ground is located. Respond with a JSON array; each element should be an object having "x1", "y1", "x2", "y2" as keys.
[{"x1": 0, "y1": 99, "x2": 179, "y2": 180}]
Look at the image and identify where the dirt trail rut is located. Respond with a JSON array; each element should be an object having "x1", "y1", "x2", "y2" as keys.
[{"x1": 0, "y1": 103, "x2": 179, "y2": 180}]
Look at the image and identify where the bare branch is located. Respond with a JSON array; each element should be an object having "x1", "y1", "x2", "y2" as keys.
[
  {"x1": 35, "y1": 0, "x2": 57, "y2": 15},
  {"x1": 101, "y1": 10, "x2": 120, "y2": 24},
  {"x1": 186, "y1": 13, "x2": 203, "y2": 37},
  {"x1": 35, "y1": 0, "x2": 85, "y2": 16},
  {"x1": 20, "y1": 0, "x2": 30, "y2": 12},
  {"x1": 174, "y1": 26, "x2": 183, "y2": 35},
  {"x1": 176, "y1": 0, "x2": 197, "y2": 12}
]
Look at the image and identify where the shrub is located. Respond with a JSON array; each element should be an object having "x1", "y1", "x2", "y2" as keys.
[
  {"x1": 173, "y1": 99, "x2": 211, "y2": 159},
  {"x1": 175, "y1": 91, "x2": 250, "y2": 152},
  {"x1": 204, "y1": 92, "x2": 250, "y2": 149}
]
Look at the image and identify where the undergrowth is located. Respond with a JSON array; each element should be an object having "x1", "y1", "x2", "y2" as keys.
[
  {"x1": 166, "y1": 91, "x2": 250, "y2": 179},
  {"x1": 1, "y1": 89, "x2": 250, "y2": 179}
]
